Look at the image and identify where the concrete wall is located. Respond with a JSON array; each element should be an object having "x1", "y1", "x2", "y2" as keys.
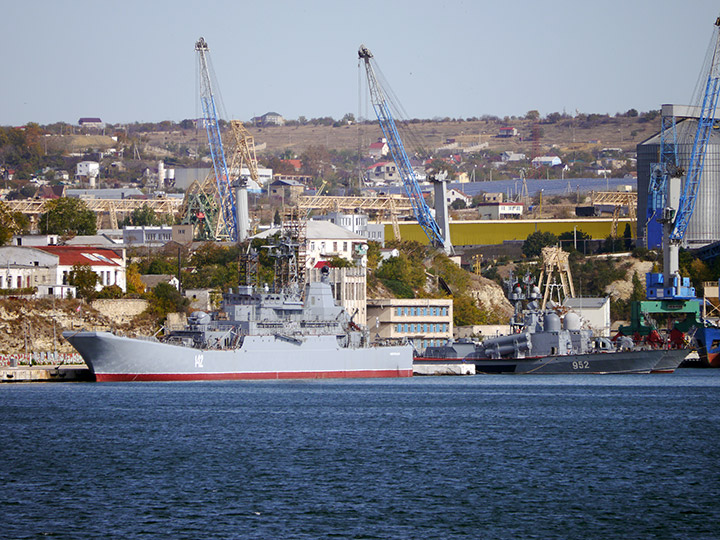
[{"x1": 90, "y1": 298, "x2": 148, "y2": 325}]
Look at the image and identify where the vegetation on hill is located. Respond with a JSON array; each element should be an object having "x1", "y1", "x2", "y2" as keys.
[{"x1": 367, "y1": 240, "x2": 508, "y2": 326}]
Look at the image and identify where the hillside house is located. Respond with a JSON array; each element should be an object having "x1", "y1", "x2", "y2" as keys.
[
  {"x1": 446, "y1": 188, "x2": 471, "y2": 207},
  {"x1": 369, "y1": 138, "x2": 389, "y2": 159},
  {"x1": 366, "y1": 161, "x2": 398, "y2": 184},
  {"x1": 140, "y1": 274, "x2": 180, "y2": 292},
  {"x1": 498, "y1": 127, "x2": 518, "y2": 138},
  {"x1": 269, "y1": 178, "x2": 305, "y2": 203},
  {"x1": 252, "y1": 112, "x2": 285, "y2": 126},
  {"x1": 78, "y1": 117, "x2": 104, "y2": 130},
  {"x1": 501, "y1": 151, "x2": 526, "y2": 162},
  {"x1": 531, "y1": 156, "x2": 562, "y2": 168}
]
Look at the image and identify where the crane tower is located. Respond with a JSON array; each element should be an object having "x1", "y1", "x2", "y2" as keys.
[
  {"x1": 195, "y1": 37, "x2": 238, "y2": 242},
  {"x1": 358, "y1": 45, "x2": 452, "y2": 254}
]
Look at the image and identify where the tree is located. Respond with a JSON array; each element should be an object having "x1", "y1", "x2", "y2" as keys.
[
  {"x1": 629, "y1": 272, "x2": 645, "y2": 302},
  {"x1": 68, "y1": 263, "x2": 99, "y2": 300},
  {"x1": 525, "y1": 110, "x2": 540, "y2": 121},
  {"x1": 148, "y1": 282, "x2": 189, "y2": 319},
  {"x1": 558, "y1": 229, "x2": 591, "y2": 253},
  {"x1": 450, "y1": 199, "x2": 467, "y2": 210},
  {"x1": 39, "y1": 197, "x2": 96, "y2": 236},
  {"x1": 96, "y1": 284, "x2": 123, "y2": 299},
  {"x1": 126, "y1": 203, "x2": 162, "y2": 226},
  {"x1": 125, "y1": 263, "x2": 146, "y2": 295},
  {"x1": 522, "y1": 231, "x2": 558, "y2": 258},
  {"x1": 327, "y1": 256, "x2": 353, "y2": 268},
  {"x1": 623, "y1": 223, "x2": 633, "y2": 250},
  {"x1": 0, "y1": 202, "x2": 30, "y2": 245},
  {"x1": 366, "y1": 241, "x2": 382, "y2": 272}
]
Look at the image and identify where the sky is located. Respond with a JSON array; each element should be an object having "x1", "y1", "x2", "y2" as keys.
[{"x1": 2, "y1": 0, "x2": 719, "y2": 126}]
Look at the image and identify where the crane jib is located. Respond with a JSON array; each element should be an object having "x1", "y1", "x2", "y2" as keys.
[
  {"x1": 360, "y1": 46, "x2": 448, "y2": 249},
  {"x1": 196, "y1": 38, "x2": 239, "y2": 242}
]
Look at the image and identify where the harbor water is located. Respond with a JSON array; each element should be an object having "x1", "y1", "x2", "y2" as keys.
[{"x1": 1, "y1": 371, "x2": 719, "y2": 539}]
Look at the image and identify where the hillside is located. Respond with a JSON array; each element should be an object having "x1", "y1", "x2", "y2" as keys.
[{"x1": 139, "y1": 114, "x2": 657, "y2": 160}]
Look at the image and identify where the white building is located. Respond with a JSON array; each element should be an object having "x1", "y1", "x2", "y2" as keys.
[
  {"x1": 366, "y1": 161, "x2": 399, "y2": 184},
  {"x1": 501, "y1": 151, "x2": 526, "y2": 162},
  {"x1": 476, "y1": 202, "x2": 524, "y2": 220},
  {"x1": 11, "y1": 234, "x2": 60, "y2": 247},
  {"x1": 75, "y1": 161, "x2": 100, "y2": 182},
  {"x1": 123, "y1": 226, "x2": 173, "y2": 247},
  {"x1": 531, "y1": 156, "x2": 562, "y2": 168},
  {"x1": 366, "y1": 223, "x2": 385, "y2": 245},
  {"x1": 563, "y1": 297, "x2": 611, "y2": 337},
  {"x1": 0, "y1": 245, "x2": 126, "y2": 294},
  {"x1": 307, "y1": 266, "x2": 367, "y2": 326},
  {"x1": 316, "y1": 212, "x2": 368, "y2": 237},
  {"x1": 253, "y1": 220, "x2": 367, "y2": 269},
  {"x1": 41, "y1": 245, "x2": 126, "y2": 292},
  {"x1": 369, "y1": 138, "x2": 389, "y2": 159},
  {"x1": 446, "y1": 188, "x2": 471, "y2": 208}
]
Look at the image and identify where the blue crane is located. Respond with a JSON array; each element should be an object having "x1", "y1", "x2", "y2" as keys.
[
  {"x1": 195, "y1": 37, "x2": 238, "y2": 242},
  {"x1": 358, "y1": 45, "x2": 451, "y2": 253},
  {"x1": 645, "y1": 113, "x2": 678, "y2": 249},
  {"x1": 645, "y1": 16, "x2": 720, "y2": 301},
  {"x1": 670, "y1": 18, "x2": 720, "y2": 242}
]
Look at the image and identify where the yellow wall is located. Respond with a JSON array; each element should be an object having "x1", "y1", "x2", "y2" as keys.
[{"x1": 387, "y1": 219, "x2": 633, "y2": 245}]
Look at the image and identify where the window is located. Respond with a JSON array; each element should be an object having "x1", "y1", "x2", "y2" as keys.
[
  {"x1": 397, "y1": 307, "x2": 402, "y2": 316},
  {"x1": 333, "y1": 241, "x2": 338, "y2": 252},
  {"x1": 343, "y1": 242, "x2": 348, "y2": 252},
  {"x1": 396, "y1": 324, "x2": 402, "y2": 333},
  {"x1": 404, "y1": 307, "x2": 409, "y2": 316}
]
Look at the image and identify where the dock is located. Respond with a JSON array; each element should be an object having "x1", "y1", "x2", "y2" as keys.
[{"x1": 1, "y1": 365, "x2": 93, "y2": 382}]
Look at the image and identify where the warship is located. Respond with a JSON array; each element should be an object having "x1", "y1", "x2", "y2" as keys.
[
  {"x1": 415, "y1": 272, "x2": 687, "y2": 375},
  {"x1": 64, "y1": 266, "x2": 413, "y2": 382}
]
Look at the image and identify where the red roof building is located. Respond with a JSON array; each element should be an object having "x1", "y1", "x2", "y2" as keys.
[{"x1": 36, "y1": 246, "x2": 126, "y2": 291}]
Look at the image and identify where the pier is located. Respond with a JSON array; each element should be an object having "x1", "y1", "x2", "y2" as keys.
[{"x1": 1, "y1": 365, "x2": 93, "y2": 383}]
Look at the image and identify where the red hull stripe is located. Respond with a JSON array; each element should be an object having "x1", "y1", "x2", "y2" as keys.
[{"x1": 94, "y1": 369, "x2": 413, "y2": 382}]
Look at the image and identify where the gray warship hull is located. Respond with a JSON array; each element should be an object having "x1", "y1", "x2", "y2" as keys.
[
  {"x1": 64, "y1": 331, "x2": 413, "y2": 382},
  {"x1": 416, "y1": 348, "x2": 686, "y2": 374}
]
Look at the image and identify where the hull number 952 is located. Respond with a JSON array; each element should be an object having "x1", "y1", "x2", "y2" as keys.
[{"x1": 572, "y1": 360, "x2": 590, "y2": 370}]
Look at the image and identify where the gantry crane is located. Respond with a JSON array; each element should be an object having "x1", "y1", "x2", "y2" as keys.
[
  {"x1": 358, "y1": 45, "x2": 452, "y2": 253},
  {"x1": 228, "y1": 120, "x2": 258, "y2": 241},
  {"x1": 620, "y1": 15, "x2": 720, "y2": 339},
  {"x1": 646, "y1": 16, "x2": 720, "y2": 301},
  {"x1": 195, "y1": 37, "x2": 238, "y2": 242}
]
